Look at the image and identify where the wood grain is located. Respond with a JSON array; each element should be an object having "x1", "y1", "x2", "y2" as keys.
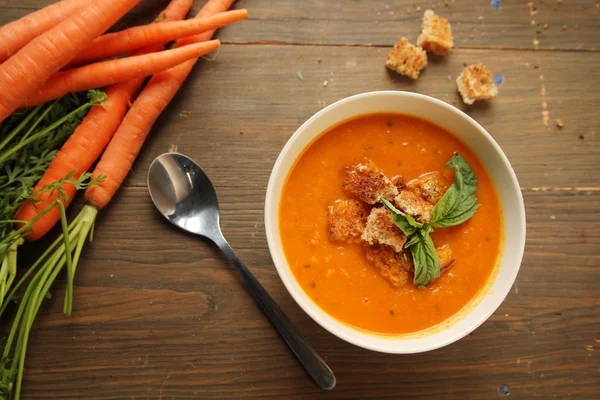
[
  {"x1": 118, "y1": 44, "x2": 600, "y2": 189},
  {"x1": 0, "y1": 0, "x2": 598, "y2": 399},
  {"x1": 1, "y1": 0, "x2": 598, "y2": 50},
  {"x1": 11, "y1": 187, "x2": 600, "y2": 399}
]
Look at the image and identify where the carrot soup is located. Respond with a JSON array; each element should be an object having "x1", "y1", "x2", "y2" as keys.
[{"x1": 279, "y1": 113, "x2": 503, "y2": 335}]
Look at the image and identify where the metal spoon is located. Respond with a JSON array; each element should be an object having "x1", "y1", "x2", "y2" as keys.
[{"x1": 147, "y1": 152, "x2": 336, "y2": 390}]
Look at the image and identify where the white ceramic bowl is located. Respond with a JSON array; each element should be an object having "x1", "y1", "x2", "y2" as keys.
[{"x1": 264, "y1": 91, "x2": 525, "y2": 354}]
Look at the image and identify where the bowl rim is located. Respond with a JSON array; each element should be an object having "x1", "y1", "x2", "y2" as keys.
[{"x1": 264, "y1": 90, "x2": 526, "y2": 353}]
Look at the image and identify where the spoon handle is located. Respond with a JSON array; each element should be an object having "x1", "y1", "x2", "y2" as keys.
[{"x1": 213, "y1": 235, "x2": 336, "y2": 390}]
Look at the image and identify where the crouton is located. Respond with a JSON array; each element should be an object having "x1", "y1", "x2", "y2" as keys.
[
  {"x1": 385, "y1": 38, "x2": 428, "y2": 80},
  {"x1": 456, "y1": 63, "x2": 498, "y2": 105},
  {"x1": 393, "y1": 190, "x2": 434, "y2": 224},
  {"x1": 407, "y1": 171, "x2": 448, "y2": 205},
  {"x1": 391, "y1": 175, "x2": 406, "y2": 192},
  {"x1": 343, "y1": 159, "x2": 398, "y2": 204},
  {"x1": 327, "y1": 199, "x2": 370, "y2": 243},
  {"x1": 436, "y1": 244, "x2": 456, "y2": 272},
  {"x1": 417, "y1": 10, "x2": 454, "y2": 56},
  {"x1": 361, "y1": 207, "x2": 407, "y2": 252},
  {"x1": 366, "y1": 245, "x2": 412, "y2": 287},
  {"x1": 367, "y1": 244, "x2": 455, "y2": 287}
]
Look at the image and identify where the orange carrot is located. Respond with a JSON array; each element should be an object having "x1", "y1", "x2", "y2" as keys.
[
  {"x1": 0, "y1": 0, "x2": 88, "y2": 63},
  {"x1": 23, "y1": 40, "x2": 221, "y2": 107},
  {"x1": 158, "y1": 0, "x2": 193, "y2": 23},
  {"x1": 15, "y1": 0, "x2": 194, "y2": 241},
  {"x1": 68, "y1": 9, "x2": 248, "y2": 67},
  {"x1": 0, "y1": 0, "x2": 142, "y2": 123},
  {"x1": 179, "y1": 0, "x2": 238, "y2": 46},
  {"x1": 85, "y1": 0, "x2": 237, "y2": 209}
]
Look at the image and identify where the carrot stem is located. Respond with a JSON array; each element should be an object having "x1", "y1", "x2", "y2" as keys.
[
  {"x1": 0, "y1": 104, "x2": 44, "y2": 153},
  {"x1": 0, "y1": 94, "x2": 105, "y2": 167},
  {"x1": 58, "y1": 201, "x2": 74, "y2": 316}
]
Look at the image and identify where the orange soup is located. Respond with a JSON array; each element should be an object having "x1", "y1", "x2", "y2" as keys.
[{"x1": 279, "y1": 113, "x2": 503, "y2": 335}]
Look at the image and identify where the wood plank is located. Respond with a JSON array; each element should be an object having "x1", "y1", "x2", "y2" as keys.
[
  {"x1": 1, "y1": 0, "x2": 598, "y2": 51},
  {"x1": 13, "y1": 187, "x2": 599, "y2": 399},
  {"x1": 0, "y1": 0, "x2": 598, "y2": 399},
  {"x1": 102, "y1": 44, "x2": 599, "y2": 189}
]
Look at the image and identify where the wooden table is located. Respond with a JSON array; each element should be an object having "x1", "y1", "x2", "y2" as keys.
[{"x1": 1, "y1": 0, "x2": 598, "y2": 398}]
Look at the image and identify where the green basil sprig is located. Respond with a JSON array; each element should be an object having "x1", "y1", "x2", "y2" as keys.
[
  {"x1": 430, "y1": 153, "x2": 479, "y2": 227},
  {"x1": 382, "y1": 153, "x2": 479, "y2": 287}
]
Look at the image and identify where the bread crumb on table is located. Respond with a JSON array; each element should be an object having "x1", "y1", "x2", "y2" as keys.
[
  {"x1": 417, "y1": 10, "x2": 454, "y2": 56},
  {"x1": 385, "y1": 38, "x2": 428, "y2": 80},
  {"x1": 456, "y1": 63, "x2": 499, "y2": 105},
  {"x1": 556, "y1": 119, "x2": 564, "y2": 128}
]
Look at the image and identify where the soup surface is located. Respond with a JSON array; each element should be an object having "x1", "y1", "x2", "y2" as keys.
[{"x1": 279, "y1": 113, "x2": 503, "y2": 335}]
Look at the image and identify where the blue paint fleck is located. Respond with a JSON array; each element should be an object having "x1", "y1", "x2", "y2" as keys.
[
  {"x1": 491, "y1": 0, "x2": 501, "y2": 9},
  {"x1": 493, "y1": 75, "x2": 504, "y2": 85},
  {"x1": 498, "y1": 384, "x2": 511, "y2": 396}
]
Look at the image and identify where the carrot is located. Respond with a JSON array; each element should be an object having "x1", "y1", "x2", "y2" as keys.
[
  {"x1": 23, "y1": 40, "x2": 221, "y2": 107},
  {"x1": 84, "y1": 0, "x2": 237, "y2": 210},
  {"x1": 14, "y1": 0, "x2": 194, "y2": 242},
  {"x1": 0, "y1": 0, "x2": 142, "y2": 123},
  {"x1": 0, "y1": 0, "x2": 88, "y2": 63},
  {"x1": 158, "y1": 0, "x2": 193, "y2": 22},
  {"x1": 68, "y1": 9, "x2": 248, "y2": 67},
  {"x1": 180, "y1": 0, "x2": 238, "y2": 46}
]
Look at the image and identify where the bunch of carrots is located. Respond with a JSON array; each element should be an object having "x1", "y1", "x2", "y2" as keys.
[{"x1": 0, "y1": 0, "x2": 245, "y2": 398}]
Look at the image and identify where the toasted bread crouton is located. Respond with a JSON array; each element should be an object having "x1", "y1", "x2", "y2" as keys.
[
  {"x1": 436, "y1": 244, "x2": 456, "y2": 272},
  {"x1": 456, "y1": 63, "x2": 498, "y2": 105},
  {"x1": 417, "y1": 10, "x2": 454, "y2": 56},
  {"x1": 366, "y1": 245, "x2": 412, "y2": 287},
  {"x1": 343, "y1": 159, "x2": 398, "y2": 204},
  {"x1": 361, "y1": 207, "x2": 407, "y2": 252},
  {"x1": 393, "y1": 190, "x2": 434, "y2": 224},
  {"x1": 385, "y1": 38, "x2": 428, "y2": 80},
  {"x1": 407, "y1": 171, "x2": 448, "y2": 205},
  {"x1": 327, "y1": 199, "x2": 370, "y2": 243},
  {"x1": 391, "y1": 175, "x2": 406, "y2": 192},
  {"x1": 367, "y1": 244, "x2": 454, "y2": 286}
]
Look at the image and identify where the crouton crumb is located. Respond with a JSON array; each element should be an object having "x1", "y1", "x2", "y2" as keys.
[
  {"x1": 327, "y1": 200, "x2": 370, "y2": 243},
  {"x1": 366, "y1": 245, "x2": 412, "y2": 287},
  {"x1": 456, "y1": 63, "x2": 499, "y2": 105},
  {"x1": 556, "y1": 119, "x2": 564, "y2": 128},
  {"x1": 361, "y1": 207, "x2": 408, "y2": 252},
  {"x1": 417, "y1": 10, "x2": 454, "y2": 56},
  {"x1": 393, "y1": 190, "x2": 434, "y2": 224},
  {"x1": 391, "y1": 175, "x2": 406, "y2": 192},
  {"x1": 385, "y1": 38, "x2": 428, "y2": 80},
  {"x1": 343, "y1": 159, "x2": 399, "y2": 204},
  {"x1": 436, "y1": 244, "x2": 456, "y2": 272},
  {"x1": 407, "y1": 171, "x2": 448, "y2": 204}
]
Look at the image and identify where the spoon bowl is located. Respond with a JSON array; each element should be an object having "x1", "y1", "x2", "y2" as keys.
[
  {"x1": 147, "y1": 152, "x2": 335, "y2": 390},
  {"x1": 148, "y1": 153, "x2": 220, "y2": 239}
]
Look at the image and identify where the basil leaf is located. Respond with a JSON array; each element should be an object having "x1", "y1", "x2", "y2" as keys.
[
  {"x1": 430, "y1": 153, "x2": 479, "y2": 228},
  {"x1": 433, "y1": 197, "x2": 479, "y2": 228},
  {"x1": 381, "y1": 198, "x2": 423, "y2": 237},
  {"x1": 410, "y1": 234, "x2": 441, "y2": 287},
  {"x1": 404, "y1": 234, "x2": 421, "y2": 248}
]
